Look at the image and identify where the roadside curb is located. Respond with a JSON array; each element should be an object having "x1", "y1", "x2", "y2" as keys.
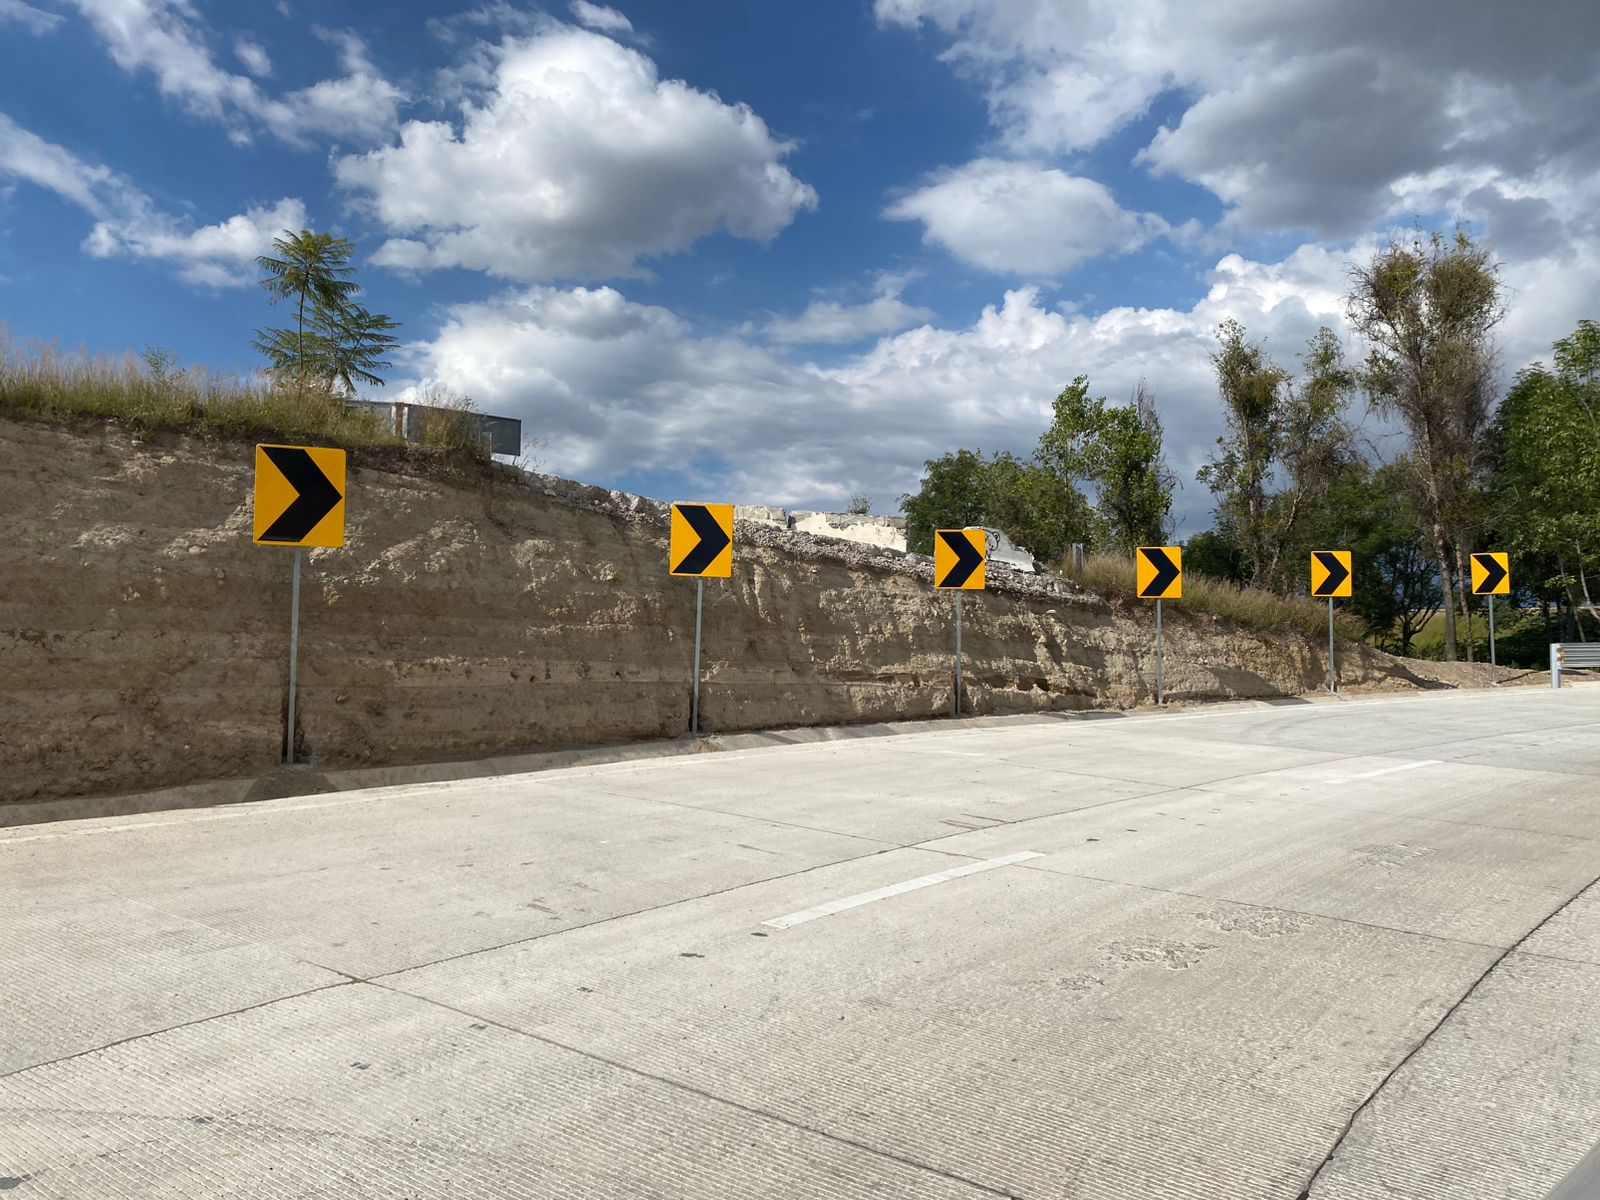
[{"x1": 5, "y1": 681, "x2": 1595, "y2": 830}]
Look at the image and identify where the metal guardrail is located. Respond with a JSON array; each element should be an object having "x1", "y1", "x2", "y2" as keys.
[{"x1": 1550, "y1": 642, "x2": 1600, "y2": 688}]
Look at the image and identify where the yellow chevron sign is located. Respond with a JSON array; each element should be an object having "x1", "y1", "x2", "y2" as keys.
[
  {"x1": 1136, "y1": 546, "x2": 1182, "y2": 599},
  {"x1": 1310, "y1": 550, "x2": 1352, "y2": 599},
  {"x1": 1470, "y1": 552, "x2": 1509, "y2": 595},
  {"x1": 669, "y1": 503, "x2": 733, "y2": 578},
  {"x1": 253, "y1": 445, "x2": 346, "y2": 547},
  {"x1": 934, "y1": 529, "x2": 987, "y2": 590}
]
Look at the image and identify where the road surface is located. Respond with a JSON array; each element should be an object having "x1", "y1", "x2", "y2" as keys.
[{"x1": 4, "y1": 686, "x2": 1600, "y2": 1199}]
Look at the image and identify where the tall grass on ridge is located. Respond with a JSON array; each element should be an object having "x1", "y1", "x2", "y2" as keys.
[
  {"x1": 1065, "y1": 552, "x2": 1365, "y2": 642},
  {"x1": 0, "y1": 333, "x2": 487, "y2": 460}
]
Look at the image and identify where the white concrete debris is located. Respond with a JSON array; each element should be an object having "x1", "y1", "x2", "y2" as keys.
[
  {"x1": 790, "y1": 511, "x2": 907, "y2": 551},
  {"x1": 976, "y1": 526, "x2": 1040, "y2": 574},
  {"x1": 732, "y1": 506, "x2": 1041, "y2": 572}
]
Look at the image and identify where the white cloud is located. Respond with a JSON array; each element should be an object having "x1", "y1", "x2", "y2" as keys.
[
  {"x1": 62, "y1": 1, "x2": 402, "y2": 146},
  {"x1": 335, "y1": 27, "x2": 815, "y2": 280},
  {"x1": 762, "y1": 275, "x2": 934, "y2": 344},
  {"x1": 0, "y1": 113, "x2": 304, "y2": 286},
  {"x1": 569, "y1": 1, "x2": 632, "y2": 34},
  {"x1": 0, "y1": 0, "x2": 62, "y2": 34},
  {"x1": 397, "y1": 232, "x2": 1600, "y2": 525},
  {"x1": 875, "y1": 0, "x2": 1600, "y2": 248},
  {"x1": 233, "y1": 36, "x2": 271, "y2": 77},
  {"x1": 84, "y1": 197, "x2": 307, "y2": 286},
  {"x1": 886, "y1": 159, "x2": 1161, "y2": 274}
]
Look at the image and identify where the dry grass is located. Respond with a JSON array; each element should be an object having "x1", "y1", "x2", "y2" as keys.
[
  {"x1": 1065, "y1": 553, "x2": 1365, "y2": 641},
  {"x1": 0, "y1": 333, "x2": 488, "y2": 460}
]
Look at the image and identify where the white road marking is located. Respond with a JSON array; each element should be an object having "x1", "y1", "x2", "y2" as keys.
[
  {"x1": 1332, "y1": 759, "x2": 1443, "y2": 782},
  {"x1": 762, "y1": 851, "x2": 1044, "y2": 930}
]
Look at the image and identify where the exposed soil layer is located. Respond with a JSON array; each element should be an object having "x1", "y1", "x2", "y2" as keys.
[{"x1": 0, "y1": 415, "x2": 1499, "y2": 804}]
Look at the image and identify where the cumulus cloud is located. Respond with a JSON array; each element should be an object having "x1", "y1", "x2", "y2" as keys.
[
  {"x1": 0, "y1": 113, "x2": 304, "y2": 285},
  {"x1": 0, "y1": 0, "x2": 62, "y2": 34},
  {"x1": 397, "y1": 240, "x2": 1508, "y2": 524},
  {"x1": 335, "y1": 27, "x2": 816, "y2": 280},
  {"x1": 84, "y1": 197, "x2": 308, "y2": 287},
  {"x1": 63, "y1": 1, "x2": 402, "y2": 146},
  {"x1": 876, "y1": 0, "x2": 1600, "y2": 248},
  {"x1": 569, "y1": 1, "x2": 632, "y2": 34},
  {"x1": 761, "y1": 275, "x2": 934, "y2": 345},
  {"x1": 887, "y1": 159, "x2": 1163, "y2": 274}
]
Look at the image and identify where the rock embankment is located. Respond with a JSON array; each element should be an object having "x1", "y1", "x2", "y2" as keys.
[{"x1": 0, "y1": 415, "x2": 1486, "y2": 805}]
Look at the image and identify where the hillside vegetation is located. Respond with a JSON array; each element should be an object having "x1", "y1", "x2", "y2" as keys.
[{"x1": 0, "y1": 334, "x2": 486, "y2": 459}]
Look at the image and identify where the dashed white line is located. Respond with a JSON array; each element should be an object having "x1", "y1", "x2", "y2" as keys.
[
  {"x1": 1332, "y1": 759, "x2": 1444, "y2": 782},
  {"x1": 762, "y1": 852, "x2": 1045, "y2": 930}
]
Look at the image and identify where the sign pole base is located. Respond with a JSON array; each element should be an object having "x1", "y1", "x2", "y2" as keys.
[
  {"x1": 285, "y1": 546, "x2": 302, "y2": 765},
  {"x1": 692, "y1": 577, "x2": 704, "y2": 736}
]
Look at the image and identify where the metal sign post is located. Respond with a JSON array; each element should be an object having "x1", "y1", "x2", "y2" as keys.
[
  {"x1": 691, "y1": 578, "x2": 705, "y2": 735},
  {"x1": 1155, "y1": 598, "x2": 1164, "y2": 705},
  {"x1": 285, "y1": 547, "x2": 302, "y2": 764},
  {"x1": 1327, "y1": 597, "x2": 1336, "y2": 694},
  {"x1": 1488, "y1": 594, "x2": 1497, "y2": 685},
  {"x1": 954, "y1": 592, "x2": 964, "y2": 716}
]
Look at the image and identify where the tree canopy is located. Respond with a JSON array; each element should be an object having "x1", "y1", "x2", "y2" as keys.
[{"x1": 254, "y1": 229, "x2": 401, "y2": 397}]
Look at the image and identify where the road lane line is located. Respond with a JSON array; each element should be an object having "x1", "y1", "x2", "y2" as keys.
[
  {"x1": 762, "y1": 851, "x2": 1044, "y2": 929},
  {"x1": 1333, "y1": 759, "x2": 1443, "y2": 782}
]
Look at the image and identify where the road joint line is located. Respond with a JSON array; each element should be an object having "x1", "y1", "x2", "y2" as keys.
[
  {"x1": 366, "y1": 980, "x2": 1022, "y2": 1198},
  {"x1": 1295, "y1": 862, "x2": 1600, "y2": 1199}
]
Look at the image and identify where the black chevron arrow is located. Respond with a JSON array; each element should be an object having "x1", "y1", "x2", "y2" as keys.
[
  {"x1": 1138, "y1": 546, "x2": 1180, "y2": 597},
  {"x1": 260, "y1": 447, "x2": 342, "y2": 543},
  {"x1": 1312, "y1": 550, "x2": 1350, "y2": 597},
  {"x1": 937, "y1": 530, "x2": 985, "y2": 588},
  {"x1": 1472, "y1": 553, "x2": 1507, "y2": 594},
  {"x1": 674, "y1": 504, "x2": 731, "y2": 575}
]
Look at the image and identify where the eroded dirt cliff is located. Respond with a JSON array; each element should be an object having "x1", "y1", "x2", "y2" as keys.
[{"x1": 0, "y1": 416, "x2": 1489, "y2": 803}]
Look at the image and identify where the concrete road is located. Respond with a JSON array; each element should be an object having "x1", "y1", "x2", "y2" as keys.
[{"x1": 4, "y1": 687, "x2": 1600, "y2": 1199}]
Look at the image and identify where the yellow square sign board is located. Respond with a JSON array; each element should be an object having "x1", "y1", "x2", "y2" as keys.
[
  {"x1": 934, "y1": 529, "x2": 986, "y2": 590},
  {"x1": 1471, "y1": 552, "x2": 1510, "y2": 595},
  {"x1": 1310, "y1": 550, "x2": 1353, "y2": 598},
  {"x1": 253, "y1": 445, "x2": 346, "y2": 547},
  {"x1": 1136, "y1": 546, "x2": 1182, "y2": 599},
  {"x1": 670, "y1": 503, "x2": 734, "y2": 577}
]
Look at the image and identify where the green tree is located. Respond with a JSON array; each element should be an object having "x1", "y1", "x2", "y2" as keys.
[
  {"x1": 980, "y1": 451, "x2": 1096, "y2": 564},
  {"x1": 1346, "y1": 229, "x2": 1504, "y2": 659},
  {"x1": 1197, "y1": 323, "x2": 1355, "y2": 593},
  {"x1": 1493, "y1": 319, "x2": 1600, "y2": 636},
  {"x1": 901, "y1": 449, "x2": 989, "y2": 555},
  {"x1": 1037, "y1": 377, "x2": 1173, "y2": 551},
  {"x1": 1311, "y1": 462, "x2": 1440, "y2": 656},
  {"x1": 1184, "y1": 526, "x2": 1249, "y2": 584},
  {"x1": 899, "y1": 448, "x2": 1093, "y2": 563},
  {"x1": 316, "y1": 303, "x2": 402, "y2": 393},
  {"x1": 254, "y1": 229, "x2": 401, "y2": 396}
]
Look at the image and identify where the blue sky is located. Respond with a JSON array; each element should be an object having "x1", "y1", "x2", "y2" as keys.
[{"x1": 2, "y1": 0, "x2": 1597, "y2": 532}]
